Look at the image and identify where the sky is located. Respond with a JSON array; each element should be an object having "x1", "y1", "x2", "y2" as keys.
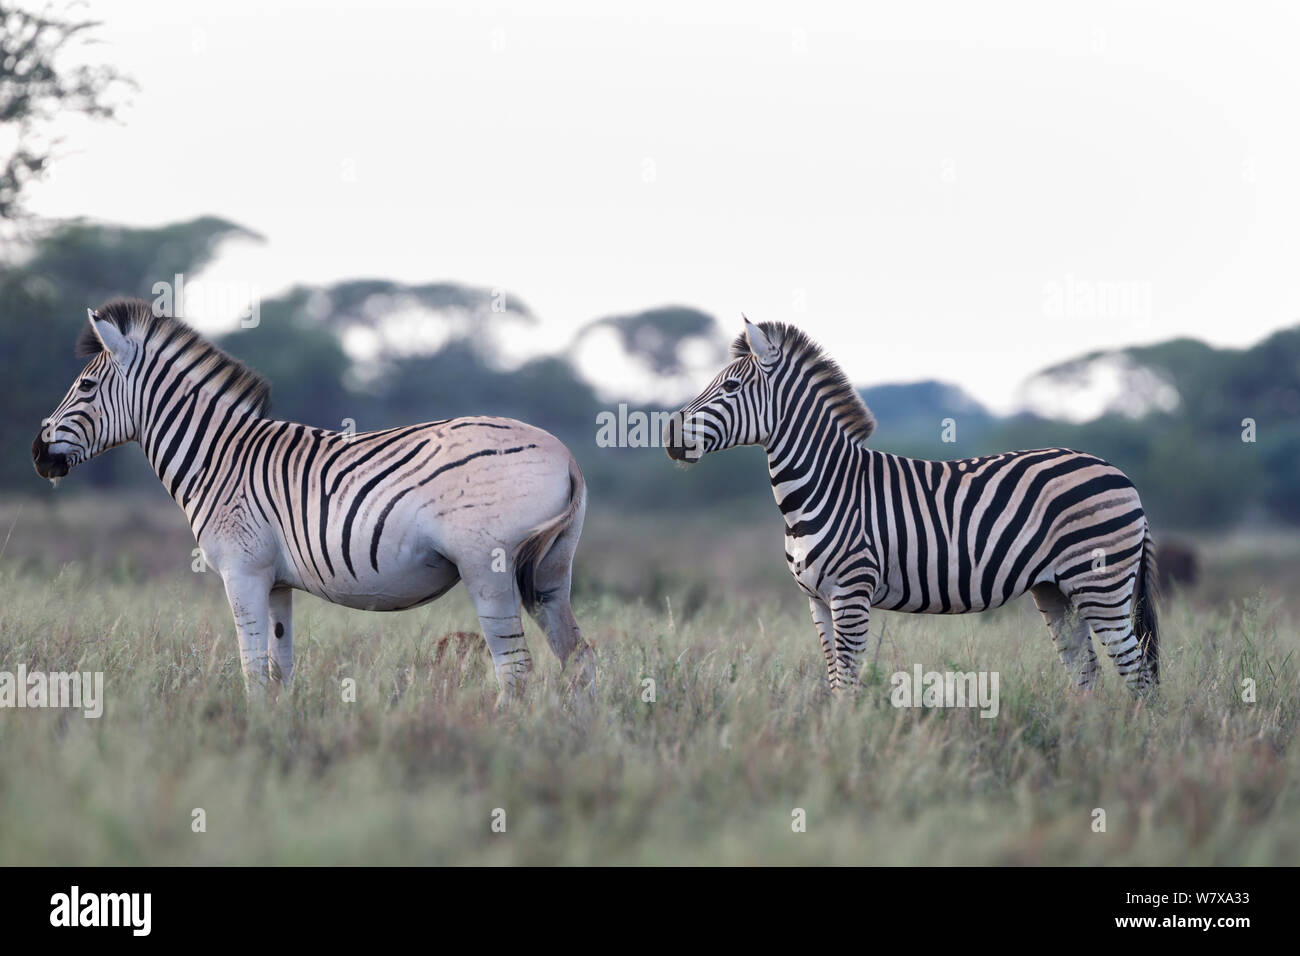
[{"x1": 26, "y1": 0, "x2": 1300, "y2": 413}]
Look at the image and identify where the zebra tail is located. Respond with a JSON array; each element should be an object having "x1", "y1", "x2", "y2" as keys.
[
  {"x1": 1136, "y1": 523, "x2": 1160, "y2": 688},
  {"x1": 514, "y1": 456, "x2": 585, "y2": 614}
]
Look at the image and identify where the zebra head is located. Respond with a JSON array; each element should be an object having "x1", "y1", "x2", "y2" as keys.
[
  {"x1": 32, "y1": 307, "x2": 139, "y2": 486},
  {"x1": 663, "y1": 317, "x2": 779, "y2": 464}
]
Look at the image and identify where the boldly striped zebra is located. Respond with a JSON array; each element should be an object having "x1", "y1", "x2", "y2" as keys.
[
  {"x1": 33, "y1": 299, "x2": 594, "y2": 705},
  {"x1": 664, "y1": 319, "x2": 1159, "y2": 695}
]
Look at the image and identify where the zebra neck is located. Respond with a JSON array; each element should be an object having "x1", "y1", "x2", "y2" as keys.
[
  {"x1": 764, "y1": 414, "x2": 865, "y2": 533},
  {"x1": 137, "y1": 388, "x2": 265, "y2": 517}
]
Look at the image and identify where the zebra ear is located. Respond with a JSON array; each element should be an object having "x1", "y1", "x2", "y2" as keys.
[
  {"x1": 743, "y1": 317, "x2": 778, "y2": 365},
  {"x1": 86, "y1": 308, "x2": 132, "y2": 362}
]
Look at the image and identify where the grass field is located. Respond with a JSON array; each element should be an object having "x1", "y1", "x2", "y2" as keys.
[{"x1": 0, "y1": 495, "x2": 1298, "y2": 865}]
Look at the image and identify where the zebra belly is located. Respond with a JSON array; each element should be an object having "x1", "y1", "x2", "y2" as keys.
[
  {"x1": 868, "y1": 555, "x2": 1036, "y2": 614},
  {"x1": 297, "y1": 548, "x2": 461, "y2": 612}
]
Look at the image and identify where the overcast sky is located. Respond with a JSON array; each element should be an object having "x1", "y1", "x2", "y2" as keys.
[{"x1": 27, "y1": 0, "x2": 1300, "y2": 412}]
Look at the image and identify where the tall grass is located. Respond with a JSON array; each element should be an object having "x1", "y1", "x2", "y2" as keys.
[{"x1": 1, "y1": 549, "x2": 1296, "y2": 865}]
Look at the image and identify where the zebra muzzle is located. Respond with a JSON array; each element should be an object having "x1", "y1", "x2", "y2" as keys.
[
  {"x1": 32, "y1": 434, "x2": 70, "y2": 480},
  {"x1": 662, "y1": 415, "x2": 703, "y2": 463},
  {"x1": 665, "y1": 440, "x2": 691, "y2": 462}
]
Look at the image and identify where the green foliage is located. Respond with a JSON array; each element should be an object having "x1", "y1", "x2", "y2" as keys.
[
  {"x1": 216, "y1": 297, "x2": 353, "y2": 431},
  {"x1": 974, "y1": 326, "x2": 1300, "y2": 528},
  {"x1": 3, "y1": 215, "x2": 1298, "y2": 529}
]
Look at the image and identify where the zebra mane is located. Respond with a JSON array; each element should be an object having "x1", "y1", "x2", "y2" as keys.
[
  {"x1": 76, "y1": 298, "x2": 272, "y2": 416},
  {"x1": 730, "y1": 322, "x2": 876, "y2": 445}
]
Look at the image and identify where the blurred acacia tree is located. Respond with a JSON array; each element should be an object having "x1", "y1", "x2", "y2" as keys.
[{"x1": 0, "y1": 1, "x2": 132, "y2": 220}]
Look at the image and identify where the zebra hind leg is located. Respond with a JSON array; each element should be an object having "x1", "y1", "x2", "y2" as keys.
[
  {"x1": 529, "y1": 597, "x2": 594, "y2": 697},
  {"x1": 463, "y1": 566, "x2": 533, "y2": 707},
  {"x1": 521, "y1": 533, "x2": 595, "y2": 698},
  {"x1": 1030, "y1": 583, "x2": 1098, "y2": 691},
  {"x1": 1076, "y1": 591, "x2": 1150, "y2": 695}
]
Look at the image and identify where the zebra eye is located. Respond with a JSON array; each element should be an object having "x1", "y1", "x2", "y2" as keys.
[
  {"x1": 78, "y1": 378, "x2": 96, "y2": 392},
  {"x1": 722, "y1": 379, "x2": 741, "y2": 394}
]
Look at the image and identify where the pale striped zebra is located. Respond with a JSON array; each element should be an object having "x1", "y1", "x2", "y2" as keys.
[
  {"x1": 664, "y1": 319, "x2": 1159, "y2": 694},
  {"x1": 33, "y1": 299, "x2": 594, "y2": 704}
]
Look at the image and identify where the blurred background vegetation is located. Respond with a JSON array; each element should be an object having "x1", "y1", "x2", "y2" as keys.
[
  {"x1": 0, "y1": 0, "x2": 1297, "y2": 567},
  {"x1": 2, "y1": 211, "x2": 1298, "y2": 534}
]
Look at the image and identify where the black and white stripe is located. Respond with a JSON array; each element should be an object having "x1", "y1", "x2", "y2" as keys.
[
  {"x1": 667, "y1": 319, "x2": 1159, "y2": 694},
  {"x1": 35, "y1": 299, "x2": 595, "y2": 703}
]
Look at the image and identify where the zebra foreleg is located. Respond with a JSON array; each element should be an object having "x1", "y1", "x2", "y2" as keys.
[
  {"x1": 829, "y1": 592, "x2": 872, "y2": 693},
  {"x1": 221, "y1": 570, "x2": 274, "y2": 705},
  {"x1": 268, "y1": 586, "x2": 294, "y2": 693},
  {"x1": 808, "y1": 597, "x2": 843, "y2": 691}
]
